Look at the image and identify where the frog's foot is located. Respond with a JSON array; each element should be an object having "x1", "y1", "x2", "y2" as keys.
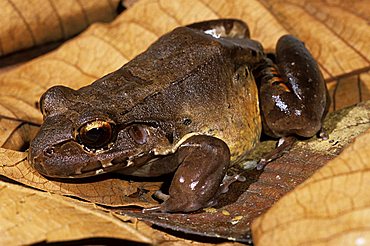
[
  {"x1": 257, "y1": 136, "x2": 296, "y2": 170},
  {"x1": 256, "y1": 35, "x2": 329, "y2": 142},
  {"x1": 153, "y1": 190, "x2": 170, "y2": 201}
]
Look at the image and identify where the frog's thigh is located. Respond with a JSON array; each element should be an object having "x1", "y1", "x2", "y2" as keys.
[
  {"x1": 161, "y1": 135, "x2": 230, "y2": 212},
  {"x1": 260, "y1": 35, "x2": 327, "y2": 138}
]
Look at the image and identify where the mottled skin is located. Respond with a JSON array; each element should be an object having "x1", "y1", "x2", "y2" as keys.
[{"x1": 29, "y1": 19, "x2": 329, "y2": 212}]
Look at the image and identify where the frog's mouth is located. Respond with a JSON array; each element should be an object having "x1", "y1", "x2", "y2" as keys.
[
  {"x1": 75, "y1": 151, "x2": 157, "y2": 178},
  {"x1": 28, "y1": 139, "x2": 156, "y2": 179}
]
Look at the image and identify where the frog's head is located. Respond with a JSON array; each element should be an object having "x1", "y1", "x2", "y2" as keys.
[{"x1": 29, "y1": 86, "x2": 173, "y2": 178}]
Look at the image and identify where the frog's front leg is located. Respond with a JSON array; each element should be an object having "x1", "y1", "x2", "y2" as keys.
[
  {"x1": 147, "y1": 135, "x2": 230, "y2": 213},
  {"x1": 255, "y1": 35, "x2": 330, "y2": 169}
]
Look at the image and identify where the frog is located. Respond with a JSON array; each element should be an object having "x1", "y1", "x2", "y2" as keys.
[{"x1": 28, "y1": 19, "x2": 329, "y2": 213}]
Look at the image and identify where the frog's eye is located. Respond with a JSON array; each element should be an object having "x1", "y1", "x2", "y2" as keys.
[
  {"x1": 128, "y1": 125, "x2": 148, "y2": 145},
  {"x1": 78, "y1": 120, "x2": 114, "y2": 149}
]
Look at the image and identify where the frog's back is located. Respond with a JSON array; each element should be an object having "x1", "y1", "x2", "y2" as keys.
[{"x1": 81, "y1": 26, "x2": 261, "y2": 108}]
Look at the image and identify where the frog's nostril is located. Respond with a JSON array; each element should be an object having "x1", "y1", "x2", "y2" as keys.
[{"x1": 43, "y1": 147, "x2": 55, "y2": 157}]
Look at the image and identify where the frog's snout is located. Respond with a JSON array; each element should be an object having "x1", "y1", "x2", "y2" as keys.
[
  {"x1": 28, "y1": 150, "x2": 47, "y2": 175},
  {"x1": 28, "y1": 146, "x2": 58, "y2": 177},
  {"x1": 28, "y1": 141, "x2": 97, "y2": 178}
]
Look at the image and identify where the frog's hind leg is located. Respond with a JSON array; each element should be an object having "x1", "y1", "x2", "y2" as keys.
[
  {"x1": 254, "y1": 35, "x2": 330, "y2": 169},
  {"x1": 256, "y1": 35, "x2": 329, "y2": 139},
  {"x1": 186, "y1": 19, "x2": 250, "y2": 39}
]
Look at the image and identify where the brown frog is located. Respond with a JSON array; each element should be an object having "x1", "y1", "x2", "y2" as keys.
[{"x1": 28, "y1": 19, "x2": 329, "y2": 213}]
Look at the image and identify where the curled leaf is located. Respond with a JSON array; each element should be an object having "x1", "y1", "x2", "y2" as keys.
[
  {"x1": 0, "y1": 181, "x2": 152, "y2": 245},
  {"x1": 252, "y1": 127, "x2": 370, "y2": 245},
  {"x1": 0, "y1": 0, "x2": 121, "y2": 56}
]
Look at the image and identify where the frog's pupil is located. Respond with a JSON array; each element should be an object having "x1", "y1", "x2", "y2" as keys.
[{"x1": 86, "y1": 128, "x2": 105, "y2": 142}]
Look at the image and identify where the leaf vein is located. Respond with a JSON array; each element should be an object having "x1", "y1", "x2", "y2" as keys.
[{"x1": 7, "y1": 0, "x2": 37, "y2": 46}]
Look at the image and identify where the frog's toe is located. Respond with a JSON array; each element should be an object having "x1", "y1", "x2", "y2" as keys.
[{"x1": 153, "y1": 190, "x2": 170, "y2": 201}]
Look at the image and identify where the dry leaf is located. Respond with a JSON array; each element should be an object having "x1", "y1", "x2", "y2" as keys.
[
  {"x1": 0, "y1": 180, "x2": 153, "y2": 245},
  {"x1": 0, "y1": 148, "x2": 159, "y2": 206},
  {"x1": 0, "y1": 0, "x2": 121, "y2": 56},
  {"x1": 0, "y1": 98, "x2": 41, "y2": 150},
  {"x1": 251, "y1": 127, "x2": 370, "y2": 246},
  {"x1": 115, "y1": 215, "x2": 245, "y2": 246},
  {"x1": 327, "y1": 71, "x2": 370, "y2": 111}
]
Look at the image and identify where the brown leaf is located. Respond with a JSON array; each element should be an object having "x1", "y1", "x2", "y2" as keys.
[
  {"x1": 115, "y1": 214, "x2": 245, "y2": 246},
  {"x1": 327, "y1": 71, "x2": 370, "y2": 111},
  {"x1": 0, "y1": 181, "x2": 153, "y2": 245},
  {"x1": 0, "y1": 0, "x2": 121, "y2": 56},
  {"x1": 0, "y1": 148, "x2": 159, "y2": 206},
  {"x1": 0, "y1": 96, "x2": 41, "y2": 149},
  {"x1": 251, "y1": 129, "x2": 370, "y2": 245}
]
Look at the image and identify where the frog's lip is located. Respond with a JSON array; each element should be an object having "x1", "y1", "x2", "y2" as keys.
[
  {"x1": 73, "y1": 159, "x2": 130, "y2": 178},
  {"x1": 30, "y1": 150, "x2": 155, "y2": 179},
  {"x1": 28, "y1": 136, "x2": 155, "y2": 178},
  {"x1": 32, "y1": 158, "x2": 131, "y2": 179},
  {"x1": 27, "y1": 148, "x2": 123, "y2": 178},
  {"x1": 70, "y1": 152, "x2": 155, "y2": 178}
]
